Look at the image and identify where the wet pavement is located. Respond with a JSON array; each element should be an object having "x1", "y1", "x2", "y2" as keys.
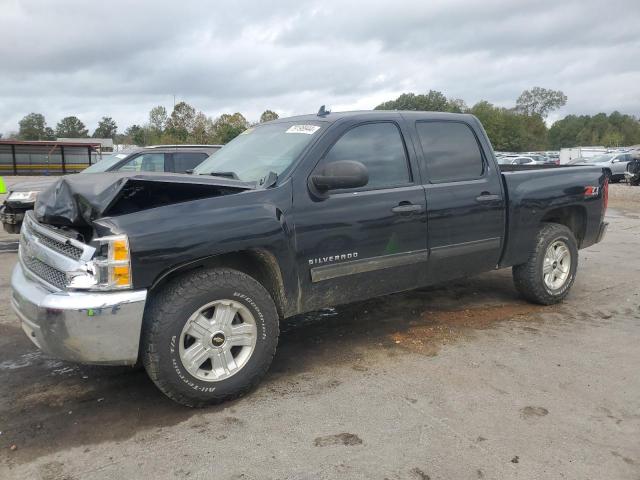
[{"x1": 0, "y1": 184, "x2": 639, "y2": 479}]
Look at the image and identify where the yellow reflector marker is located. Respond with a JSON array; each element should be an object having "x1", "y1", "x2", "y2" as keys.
[
  {"x1": 111, "y1": 239, "x2": 129, "y2": 261},
  {"x1": 111, "y1": 266, "x2": 131, "y2": 287}
]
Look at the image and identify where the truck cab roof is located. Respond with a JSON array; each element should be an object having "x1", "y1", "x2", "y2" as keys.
[{"x1": 267, "y1": 110, "x2": 478, "y2": 125}]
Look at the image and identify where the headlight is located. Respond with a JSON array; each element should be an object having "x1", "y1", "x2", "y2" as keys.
[
  {"x1": 7, "y1": 191, "x2": 39, "y2": 203},
  {"x1": 68, "y1": 234, "x2": 132, "y2": 290}
]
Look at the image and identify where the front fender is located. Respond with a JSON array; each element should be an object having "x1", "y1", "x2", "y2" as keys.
[{"x1": 98, "y1": 183, "x2": 297, "y2": 299}]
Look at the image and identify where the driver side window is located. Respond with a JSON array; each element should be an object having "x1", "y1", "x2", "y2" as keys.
[{"x1": 320, "y1": 122, "x2": 411, "y2": 189}]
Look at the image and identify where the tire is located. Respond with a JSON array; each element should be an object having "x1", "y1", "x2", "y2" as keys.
[
  {"x1": 141, "y1": 268, "x2": 279, "y2": 407},
  {"x1": 603, "y1": 169, "x2": 612, "y2": 183},
  {"x1": 512, "y1": 223, "x2": 578, "y2": 305}
]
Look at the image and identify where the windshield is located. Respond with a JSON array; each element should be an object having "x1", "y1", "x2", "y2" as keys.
[
  {"x1": 193, "y1": 121, "x2": 324, "y2": 181},
  {"x1": 82, "y1": 153, "x2": 129, "y2": 173}
]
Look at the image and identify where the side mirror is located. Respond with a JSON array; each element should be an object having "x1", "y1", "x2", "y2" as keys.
[{"x1": 311, "y1": 160, "x2": 369, "y2": 192}]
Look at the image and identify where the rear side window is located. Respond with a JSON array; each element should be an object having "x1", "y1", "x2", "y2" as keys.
[
  {"x1": 116, "y1": 153, "x2": 165, "y2": 172},
  {"x1": 321, "y1": 122, "x2": 411, "y2": 189},
  {"x1": 416, "y1": 122, "x2": 484, "y2": 183},
  {"x1": 173, "y1": 152, "x2": 208, "y2": 173}
]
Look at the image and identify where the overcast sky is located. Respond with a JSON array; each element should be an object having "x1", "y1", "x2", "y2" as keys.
[{"x1": 1, "y1": 0, "x2": 638, "y2": 134}]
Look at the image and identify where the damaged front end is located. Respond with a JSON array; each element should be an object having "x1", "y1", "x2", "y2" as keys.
[
  {"x1": 26, "y1": 172, "x2": 254, "y2": 292},
  {"x1": 11, "y1": 210, "x2": 147, "y2": 364},
  {"x1": 11, "y1": 173, "x2": 253, "y2": 365},
  {"x1": 34, "y1": 172, "x2": 254, "y2": 229}
]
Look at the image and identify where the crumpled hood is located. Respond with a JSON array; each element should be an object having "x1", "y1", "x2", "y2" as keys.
[{"x1": 34, "y1": 172, "x2": 254, "y2": 227}]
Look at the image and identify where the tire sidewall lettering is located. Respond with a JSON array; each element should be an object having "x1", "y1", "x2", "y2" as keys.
[{"x1": 233, "y1": 292, "x2": 267, "y2": 340}]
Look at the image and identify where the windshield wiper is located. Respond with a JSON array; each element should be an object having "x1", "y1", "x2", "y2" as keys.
[{"x1": 208, "y1": 171, "x2": 239, "y2": 180}]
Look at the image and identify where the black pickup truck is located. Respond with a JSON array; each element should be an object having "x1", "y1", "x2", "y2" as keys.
[{"x1": 11, "y1": 111, "x2": 608, "y2": 407}]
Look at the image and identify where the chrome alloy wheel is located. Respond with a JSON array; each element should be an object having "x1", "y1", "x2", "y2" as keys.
[
  {"x1": 179, "y1": 299, "x2": 257, "y2": 382},
  {"x1": 542, "y1": 240, "x2": 572, "y2": 291}
]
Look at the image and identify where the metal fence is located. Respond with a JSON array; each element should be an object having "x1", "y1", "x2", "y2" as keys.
[{"x1": 0, "y1": 142, "x2": 102, "y2": 175}]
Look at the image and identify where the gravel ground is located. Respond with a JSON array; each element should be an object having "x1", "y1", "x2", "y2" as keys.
[{"x1": 0, "y1": 181, "x2": 639, "y2": 479}]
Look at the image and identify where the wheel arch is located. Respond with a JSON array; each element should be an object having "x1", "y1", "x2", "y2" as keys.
[
  {"x1": 540, "y1": 205, "x2": 587, "y2": 246},
  {"x1": 148, "y1": 249, "x2": 290, "y2": 318}
]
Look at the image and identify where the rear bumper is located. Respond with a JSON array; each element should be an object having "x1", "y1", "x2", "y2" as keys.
[{"x1": 11, "y1": 261, "x2": 147, "y2": 365}]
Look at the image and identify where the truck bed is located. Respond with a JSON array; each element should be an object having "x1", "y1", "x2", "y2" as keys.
[{"x1": 498, "y1": 164, "x2": 606, "y2": 268}]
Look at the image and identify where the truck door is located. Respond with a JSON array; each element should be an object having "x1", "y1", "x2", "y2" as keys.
[
  {"x1": 168, "y1": 152, "x2": 210, "y2": 173},
  {"x1": 292, "y1": 120, "x2": 428, "y2": 312},
  {"x1": 414, "y1": 120, "x2": 505, "y2": 282}
]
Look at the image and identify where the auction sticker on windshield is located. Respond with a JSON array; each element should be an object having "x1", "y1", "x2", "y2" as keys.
[{"x1": 286, "y1": 125, "x2": 320, "y2": 135}]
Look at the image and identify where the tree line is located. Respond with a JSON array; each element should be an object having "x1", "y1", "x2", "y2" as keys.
[
  {"x1": 5, "y1": 106, "x2": 280, "y2": 146},
  {"x1": 374, "y1": 87, "x2": 640, "y2": 150},
  {"x1": 3, "y1": 88, "x2": 639, "y2": 150}
]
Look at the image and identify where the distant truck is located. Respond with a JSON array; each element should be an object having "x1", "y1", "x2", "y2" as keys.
[
  {"x1": 11, "y1": 110, "x2": 609, "y2": 407},
  {"x1": 559, "y1": 146, "x2": 606, "y2": 164}
]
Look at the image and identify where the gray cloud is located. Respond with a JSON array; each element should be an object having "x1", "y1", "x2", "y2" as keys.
[{"x1": 0, "y1": 0, "x2": 638, "y2": 134}]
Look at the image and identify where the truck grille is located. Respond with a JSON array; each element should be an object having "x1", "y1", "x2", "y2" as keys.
[
  {"x1": 25, "y1": 224, "x2": 84, "y2": 260},
  {"x1": 21, "y1": 253, "x2": 69, "y2": 290},
  {"x1": 19, "y1": 211, "x2": 95, "y2": 291}
]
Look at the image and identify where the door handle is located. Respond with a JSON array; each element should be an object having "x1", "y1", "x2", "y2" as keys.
[
  {"x1": 475, "y1": 193, "x2": 501, "y2": 202},
  {"x1": 392, "y1": 202, "x2": 424, "y2": 214}
]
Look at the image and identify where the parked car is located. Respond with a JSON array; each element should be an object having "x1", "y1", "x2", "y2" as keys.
[
  {"x1": 624, "y1": 151, "x2": 640, "y2": 186},
  {"x1": 568, "y1": 152, "x2": 632, "y2": 182},
  {"x1": 11, "y1": 110, "x2": 608, "y2": 406},
  {"x1": 521, "y1": 153, "x2": 550, "y2": 164},
  {"x1": 498, "y1": 156, "x2": 540, "y2": 166},
  {"x1": 0, "y1": 145, "x2": 221, "y2": 233},
  {"x1": 560, "y1": 146, "x2": 606, "y2": 164}
]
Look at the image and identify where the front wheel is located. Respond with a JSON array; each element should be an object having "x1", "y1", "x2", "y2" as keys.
[
  {"x1": 141, "y1": 268, "x2": 279, "y2": 407},
  {"x1": 512, "y1": 223, "x2": 578, "y2": 305}
]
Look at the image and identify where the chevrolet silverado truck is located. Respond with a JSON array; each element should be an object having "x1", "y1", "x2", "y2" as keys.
[
  {"x1": 10, "y1": 111, "x2": 608, "y2": 407},
  {"x1": 1, "y1": 144, "x2": 221, "y2": 234}
]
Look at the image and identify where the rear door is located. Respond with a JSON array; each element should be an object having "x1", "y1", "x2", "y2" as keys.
[
  {"x1": 292, "y1": 120, "x2": 428, "y2": 311},
  {"x1": 113, "y1": 152, "x2": 167, "y2": 172},
  {"x1": 168, "y1": 151, "x2": 210, "y2": 173},
  {"x1": 414, "y1": 120, "x2": 505, "y2": 282}
]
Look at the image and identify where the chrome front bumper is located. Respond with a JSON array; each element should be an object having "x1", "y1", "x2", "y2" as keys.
[{"x1": 11, "y1": 262, "x2": 147, "y2": 365}]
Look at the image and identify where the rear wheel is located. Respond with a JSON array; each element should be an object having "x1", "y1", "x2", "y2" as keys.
[
  {"x1": 142, "y1": 268, "x2": 279, "y2": 407},
  {"x1": 512, "y1": 223, "x2": 578, "y2": 305}
]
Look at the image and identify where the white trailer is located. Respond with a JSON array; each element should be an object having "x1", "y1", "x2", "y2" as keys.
[{"x1": 559, "y1": 146, "x2": 606, "y2": 164}]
